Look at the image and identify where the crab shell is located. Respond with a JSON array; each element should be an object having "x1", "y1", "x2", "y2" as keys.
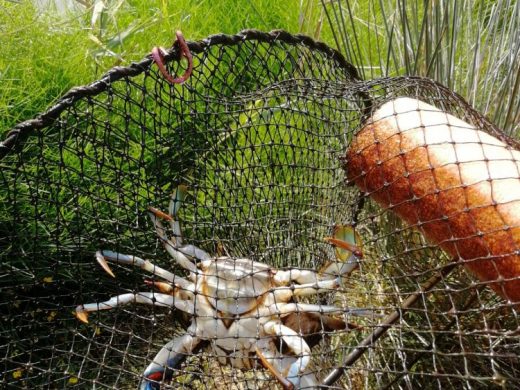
[{"x1": 345, "y1": 97, "x2": 520, "y2": 304}]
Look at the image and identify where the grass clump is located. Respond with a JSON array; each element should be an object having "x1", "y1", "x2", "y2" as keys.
[{"x1": 319, "y1": 0, "x2": 520, "y2": 135}]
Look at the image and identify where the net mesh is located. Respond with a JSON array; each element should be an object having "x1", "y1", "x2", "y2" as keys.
[{"x1": 1, "y1": 30, "x2": 518, "y2": 389}]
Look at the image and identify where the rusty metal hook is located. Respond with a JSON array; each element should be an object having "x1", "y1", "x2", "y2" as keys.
[{"x1": 151, "y1": 30, "x2": 193, "y2": 84}]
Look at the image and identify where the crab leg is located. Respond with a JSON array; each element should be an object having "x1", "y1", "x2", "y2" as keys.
[
  {"x1": 155, "y1": 185, "x2": 212, "y2": 258},
  {"x1": 321, "y1": 224, "x2": 363, "y2": 278},
  {"x1": 141, "y1": 331, "x2": 200, "y2": 390},
  {"x1": 273, "y1": 269, "x2": 323, "y2": 285},
  {"x1": 74, "y1": 293, "x2": 196, "y2": 323},
  {"x1": 267, "y1": 302, "x2": 379, "y2": 319},
  {"x1": 273, "y1": 266, "x2": 356, "y2": 285},
  {"x1": 168, "y1": 184, "x2": 188, "y2": 247},
  {"x1": 148, "y1": 210, "x2": 199, "y2": 276},
  {"x1": 255, "y1": 347, "x2": 294, "y2": 390},
  {"x1": 268, "y1": 302, "x2": 345, "y2": 316},
  {"x1": 256, "y1": 348, "x2": 319, "y2": 390},
  {"x1": 150, "y1": 210, "x2": 212, "y2": 261},
  {"x1": 96, "y1": 251, "x2": 193, "y2": 291},
  {"x1": 148, "y1": 205, "x2": 212, "y2": 281},
  {"x1": 270, "y1": 277, "x2": 341, "y2": 302},
  {"x1": 262, "y1": 320, "x2": 311, "y2": 389}
]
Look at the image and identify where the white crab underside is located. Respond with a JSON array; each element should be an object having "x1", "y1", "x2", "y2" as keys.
[{"x1": 75, "y1": 186, "x2": 369, "y2": 389}]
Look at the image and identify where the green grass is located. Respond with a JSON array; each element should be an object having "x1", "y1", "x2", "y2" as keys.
[
  {"x1": 0, "y1": 0, "x2": 325, "y2": 135},
  {"x1": 2, "y1": 1, "x2": 519, "y2": 137},
  {"x1": 0, "y1": 8, "x2": 356, "y2": 386}
]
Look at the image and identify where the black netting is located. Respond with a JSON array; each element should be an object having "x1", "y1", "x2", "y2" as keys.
[{"x1": 1, "y1": 30, "x2": 518, "y2": 389}]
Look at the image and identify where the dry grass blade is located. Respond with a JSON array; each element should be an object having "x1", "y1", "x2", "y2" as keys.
[{"x1": 320, "y1": 0, "x2": 520, "y2": 134}]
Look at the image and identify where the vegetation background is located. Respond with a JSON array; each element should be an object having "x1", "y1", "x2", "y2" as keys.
[{"x1": 1, "y1": 0, "x2": 518, "y2": 137}]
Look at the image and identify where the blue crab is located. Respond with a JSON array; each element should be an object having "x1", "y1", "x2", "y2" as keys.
[{"x1": 75, "y1": 186, "x2": 367, "y2": 389}]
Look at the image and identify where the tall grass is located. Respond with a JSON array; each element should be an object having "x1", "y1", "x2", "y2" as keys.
[
  {"x1": 0, "y1": 0, "x2": 322, "y2": 135},
  {"x1": 2, "y1": 1, "x2": 518, "y2": 136},
  {"x1": 319, "y1": 0, "x2": 520, "y2": 135}
]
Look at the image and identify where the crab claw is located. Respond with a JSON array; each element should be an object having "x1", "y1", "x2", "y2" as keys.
[
  {"x1": 74, "y1": 307, "x2": 89, "y2": 324},
  {"x1": 325, "y1": 225, "x2": 363, "y2": 259},
  {"x1": 147, "y1": 206, "x2": 173, "y2": 221},
  {"x1": 148, "y1": 186, "x2": 185, "y2": 249},
  {"x1": 255, "y1": 347, "x2": 294, "y2": 390},
  {"x1": 96, "y1": 251, "x2": 116, "y2": 278},
  {"x1": 321, "y1": 225, "x2": 363, "y2": 279}
]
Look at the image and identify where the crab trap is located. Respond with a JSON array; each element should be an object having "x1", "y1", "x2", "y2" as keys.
[{"x1": 1, "y1": 30, "x2": 519, "y2": 389}]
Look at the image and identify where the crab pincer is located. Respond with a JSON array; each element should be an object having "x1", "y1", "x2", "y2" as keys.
[
  {"x1": 321, "y1": 224, "x2": 363, "y2": 279},
  {"x1": 96, "y1": 251, "x2": 116, "y2": 278},
  {"x1": 74, "y1": 308, "x2": 90, "y2": 324}
]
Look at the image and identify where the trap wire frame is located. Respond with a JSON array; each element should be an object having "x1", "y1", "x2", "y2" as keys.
[{"x1": 1, "y1": 29, "x2": 519, "y2": 389}]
